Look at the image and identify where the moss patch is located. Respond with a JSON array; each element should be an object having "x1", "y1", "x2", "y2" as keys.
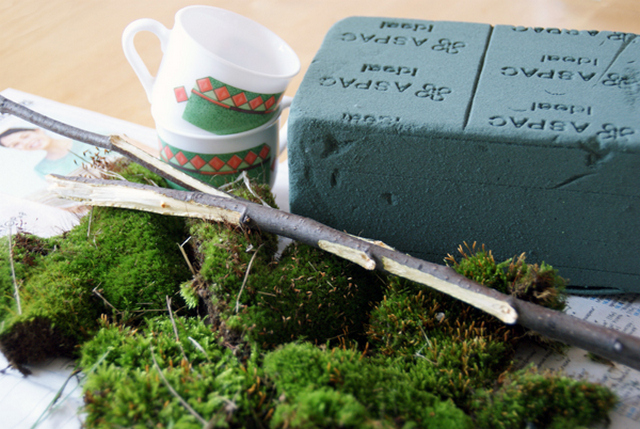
[
  {"x1": 263, "y1": 342, "x2": 473, "y2": 428},
  {"x1": 0, "y1": 162, "x2": 191, "y2": 372},
  {"x1": 445, "y1": 242, "x2": 567, "y2": 311},
  {"x1": 471, "y1": 366, "x2": 617, "y2": 428},
  {"x1": 181, "y1": 181, "x2": 384, "y2": 351},
  {"x1": 0, "y1": 173, "x2": 617, "y2": 427},
  {"x1": 80, "y1": 316, "x2": 271, "y2": 428}
]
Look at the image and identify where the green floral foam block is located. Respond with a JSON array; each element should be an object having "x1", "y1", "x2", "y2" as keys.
[{"x1": 288, "y1": 17, "x2": 640, "y2": 294}]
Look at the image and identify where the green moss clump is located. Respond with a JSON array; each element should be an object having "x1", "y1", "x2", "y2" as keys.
[
  {"x1": 181, "y1": 217, "x2": 277, "y2": 351},
  {"x1": 1, "y1": 171, "x2": 616, "y2": 427},
  {"x1": 183, "y1": 219, "x2": 384, "y2": 350},
  {"x1": 80, "y1": 316, "x2": 270, "y2": 428},
  {"x1": 263, "y1": 342, "x2": 473, "y2": 428},
  {"x1": 182, "y1": 214, "x2": 381, "y2": 348},
  {"x1": 270, "y1": 386, "x2": 370, "y2": 429},
  {"x1": 364, "y1": 244, "x2": 617, "y2": 425},
  {"x1": 66, "y1": 206, "x2": 189, "y2": 313},
  {"x1": 79, "y1": 313, "x2": 616, "y2": 429},
  {"x1": 237, "y1": 243, "x2": 383, "y2": 348},
  {"x1": 0, "y1": 233, "x2": 56, "y2": 321},
  {"x1": 471, "y1": 366, "x2": 617, "y2": 428},
  {"x1": 181, "y1": 180, "x2": 384, "y2": 350},
  {"x1": 0, "y1": 162, "x2": 191, "y2": 372},
  {"x1": 366, "y1": 276, "x2": 514, "y2": 410},
  {"x1": 445, "y1": 242, "x2": 567, "y2": 311}
]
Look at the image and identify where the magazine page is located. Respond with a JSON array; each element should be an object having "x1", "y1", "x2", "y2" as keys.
[
  {"x1": 0, "y1": 88, "x2": 157, "y2": 428},
  {"x1": 0, "y1": 88, "x2": 157, "y2": 238}
]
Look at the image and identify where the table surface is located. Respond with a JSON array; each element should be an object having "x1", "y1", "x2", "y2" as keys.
[
  {"x1": 2, "y1": 4, "x2": 640, "y2": 428},
  {"x1": 2, "y1": 0, "x2": 640, "y2": 130}
]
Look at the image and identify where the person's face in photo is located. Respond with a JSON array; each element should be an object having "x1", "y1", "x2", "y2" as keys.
[{"x1": 0, "y1": 129, "x2": 51, "y2": 151}]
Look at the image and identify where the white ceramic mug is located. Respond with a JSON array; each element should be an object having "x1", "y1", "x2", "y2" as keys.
[
  {"x1": 157, "y1": 97, "x2": 291, "y2": 189},
  {"x1": 122, "y1": 6, "x2": 300, "y2": 135}
]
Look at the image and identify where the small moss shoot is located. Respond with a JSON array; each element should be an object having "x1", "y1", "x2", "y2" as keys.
[
  {"x1": 0, "y1": 174, "x2": 617, "y2": 427},
  {"x1": 445, "y1": 242, "x2": 567, "y2": 311}
]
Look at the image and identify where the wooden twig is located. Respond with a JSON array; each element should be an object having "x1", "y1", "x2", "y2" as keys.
[
  {"x1": 31, "y1": 368, "x2": 82, "y2": 428},
  {"x1": 86, "y1": 207, "x2": 94, "y2": 239},
  {"x1": 32, "y1": 349, "x2": 112, "y2": 428},
  {"x1": 149, "y1": 347, "x2": 207, "y2": 427},
  {"x1": 187, "y1": 336, "x2": 212, "y2": 364},
  {"x1": 48, "y1": 174, "x2": 517, "y2": 324},
  {"x1": 3, "y1": 94, "x2": 640, "y2": 371},
  {"x1": 92, "y1": 287, "x2": 120, "y2": 313},
  {"x1": 7, "y1": 232, "x2": 22, "y2": 315},
  {"x1": 178, "y1": 238, "x2": 197, "y2": 277},
  {"x1": 47, "y1": 175, "x2": 640, "y2": 371},
  {"x1": 235, "y1": 244, "x2": 264, "y2": 314},
  {"x1": 166, "y1": 296, "x2": 188, "y2": 363}
]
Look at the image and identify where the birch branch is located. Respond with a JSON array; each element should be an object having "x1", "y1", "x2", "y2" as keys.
[
  {"x1": 48, "y1": 175, "x2": 640, "y2": 371},
  {"x1": 48, "y1": 174, "x2": 517, "y2": 323},
  {"x1": 3, "y1": 94, "x2": 640, "y2": 371}
]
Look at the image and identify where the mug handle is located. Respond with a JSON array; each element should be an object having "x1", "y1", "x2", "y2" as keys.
[{"x1": 122, "y1": 18, "x2": 171, "y2": 102}]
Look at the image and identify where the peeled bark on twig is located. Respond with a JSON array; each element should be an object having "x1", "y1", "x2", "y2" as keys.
[
  {"x1": 3, "y1": 94, "x2": 640, "y2": 371},
  {"x1": 48, "y1": 174, "x2": 640, "y2": 371},
  {"x1": 48, "y1": 174, "x2": 518, "y2": 324}
]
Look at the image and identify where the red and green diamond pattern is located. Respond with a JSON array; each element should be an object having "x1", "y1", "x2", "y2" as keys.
[
  {"x1": 176, "y1": 77, "x2": 282, "y2": 114},
  {"x1": 159, "y1": 139, "x2": 272, "y2": 186}
]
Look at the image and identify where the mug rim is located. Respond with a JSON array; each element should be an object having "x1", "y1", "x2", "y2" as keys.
[
  {"x1": 176, "y1": 5, "x2": 301, "y2": 82},
  {"x1": 155, "y1": 105, "x2": 283, "y2": 141}
]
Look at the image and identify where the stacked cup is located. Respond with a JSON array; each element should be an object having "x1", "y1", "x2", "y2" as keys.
[{"x1": 122, "y1": 6, "x2": 300, "y2": 188}]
